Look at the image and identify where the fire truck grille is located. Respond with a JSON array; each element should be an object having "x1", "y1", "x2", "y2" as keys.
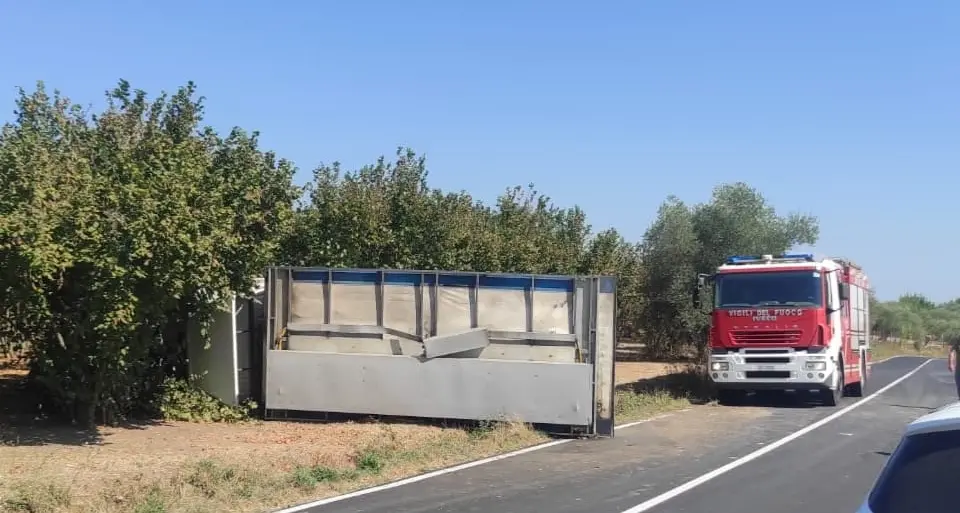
[{"x1": 731, "y1": 330, "x2": 803, "y2": 344}]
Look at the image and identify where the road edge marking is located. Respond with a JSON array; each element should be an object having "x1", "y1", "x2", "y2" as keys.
[
  {"x1": 616, "y1": 408, "x2": 690, "y2": 430},
  {"x1": 869, "y1": 352, "x2": 947, "y2": 366},
  {"x1": 869, "y1": 354, "x2": 906, "y2": 366},
  {"x1": 271, "y1": 438, "x2": 571, "y2": 512},
  {"x1": 274, "y1": 410, "x2": 683, "y2": 512},
  {"x1": 618, "y1": 357, "x2": 935, "y2": 513}
]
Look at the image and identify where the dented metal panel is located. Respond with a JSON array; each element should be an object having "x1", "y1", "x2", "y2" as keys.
[{"x1": 423, "y1": 328, "x2": 490, "y2": 358}]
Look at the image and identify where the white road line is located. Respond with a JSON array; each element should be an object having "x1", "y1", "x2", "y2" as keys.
[
  {"x1": 869, "y1": 352, "x2": 946, "y2": 366},
  {"x1": 271, "y1": 439, "x2": 571, "y2": 513},
  {"x1": 869, "y1": 355, "x2": 899, "y2": 366},
  {"x1": 615, "y1": 409, "x2": 689, "y2": 431},
  {"x1": 618, "y1": 358, "x2": 935, "y2": 513},
  {"x1": 274, "y1": 410, "x2": 682, "y2": 512}
]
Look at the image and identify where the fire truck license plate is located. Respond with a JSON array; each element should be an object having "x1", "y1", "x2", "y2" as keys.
[{"x1": 755, "y1": 365, "x2": 777, "y2": 370}]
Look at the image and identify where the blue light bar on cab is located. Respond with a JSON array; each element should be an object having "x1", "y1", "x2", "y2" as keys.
[
  {"x1": 726, "y1": 255, "x2": 762, "y2": 264},
  {"x1": 725, "y1": 253, "x2": 816, "y2": 265},
  {"x1": 779, "y1": 253, "x2": 815, "y2": 261}
]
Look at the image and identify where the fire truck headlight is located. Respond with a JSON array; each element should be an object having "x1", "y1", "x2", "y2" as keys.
[
  {"x1": 711, "y1": 362, "x2": 729, "y2": 372},
  {"x1": 804, "y1": 361, "x2": 827, "y2": 371}
]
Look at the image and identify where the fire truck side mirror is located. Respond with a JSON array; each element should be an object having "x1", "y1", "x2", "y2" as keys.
[
  {"x1": 838, "y1": 282, "x2": 850, "y2": 301},
  {"x1": 692, "y1": 274, "x2": 707, "y2": 309}
]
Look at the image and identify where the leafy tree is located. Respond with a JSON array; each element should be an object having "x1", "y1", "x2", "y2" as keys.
[
  {"x1": 871, "y1": 293, "x2": 960, "y2": 345},
  {"x1": 638, "y1": 197, "x2": 701, "y2": 358},
  {"x1": 691, "y1": 182, "x2": 819, "y2": 272},
  {"x1": 0, "y1": 80, "x2": 298, "y2": 423},
  {"x1": 280, "y1": 150, "x2": 597, "y2": 275},
  {"x1": 578, "y1": 228, "x2": 646, "y2": 339},
  {"x1": 898, "y1": 293, "x2": 937, "y2": 313}
]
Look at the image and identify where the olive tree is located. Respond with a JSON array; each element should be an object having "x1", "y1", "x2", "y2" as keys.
[{"x1": 0, "y1": 80, "x2": 298, "y2": 423}]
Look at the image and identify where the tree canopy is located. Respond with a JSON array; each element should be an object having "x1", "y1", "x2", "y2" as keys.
[
  {"x1": 6, "y1": 79, "x2": 925, "y2": 425},
  {"x1": 639, "y1": 187, "x2": 819, "y2": 358},
  {"x1": 871, "y1": 294, "x2": 960, "y2": 346},
  {"x1": 0, "y1": 81, "x2": 298, "y2": 423}
]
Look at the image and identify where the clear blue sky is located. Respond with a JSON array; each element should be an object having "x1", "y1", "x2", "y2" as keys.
[{"x1": 2, "y1": 1, "x2": 957, "y2": 301}]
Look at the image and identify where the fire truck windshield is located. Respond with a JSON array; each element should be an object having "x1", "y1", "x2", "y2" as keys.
[{"x1": 714, "y1": 270, "x2": 822, "y2": 308}]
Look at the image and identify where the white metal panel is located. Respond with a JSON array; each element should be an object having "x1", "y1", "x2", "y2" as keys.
[
  {"x1": 187, "y1": 297, "x2": 240, "y2": 406},
  {"x1": 265, "y1": 351, "x2": 594, "y2": 426},
  {"x1": 594, "y1": 289, "x2": 616, "y2": 431}
]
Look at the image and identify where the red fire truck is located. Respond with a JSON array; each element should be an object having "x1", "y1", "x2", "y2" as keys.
[{"x1": 693, "y1": 253, "x2": 871, "y2": 406}]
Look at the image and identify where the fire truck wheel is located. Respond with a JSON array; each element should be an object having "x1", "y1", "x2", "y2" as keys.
[
  {"x1": 845, "y1": 358, "x2": 866, "y2": 397},
  {"x1": 717, "y1": 389, "x2": 745, "y2": 406},
  {"x1": 824, "y1": 361, "x2": 843, "y2": 407}
]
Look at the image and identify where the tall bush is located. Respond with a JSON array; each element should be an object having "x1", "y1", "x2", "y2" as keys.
[{"x1": 0, "y1": 81, "x2": 298, "y2": 423}]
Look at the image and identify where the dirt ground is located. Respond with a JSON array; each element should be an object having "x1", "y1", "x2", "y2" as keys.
[
  {"x1": 1, "y1": 416, "x2": 547, "y2": 512},
  {"x1": 0, "y1": 391, "x2": 548, "y2": 511},
  {"x1": 4, "y1": 419, "x2": 462, "y2": 490},
  {"x1": 615, "y1": 361, "x2": 693, "y2": 385}
]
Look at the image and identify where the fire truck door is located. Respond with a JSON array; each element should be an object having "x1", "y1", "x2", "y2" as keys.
[{"x1": 826, "y1": 271, "x2": 843, "y2": 343}]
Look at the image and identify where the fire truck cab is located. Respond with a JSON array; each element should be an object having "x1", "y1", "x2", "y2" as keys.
[{"x1": 693, "y1": 253, "x2": 871, "y2": 407}]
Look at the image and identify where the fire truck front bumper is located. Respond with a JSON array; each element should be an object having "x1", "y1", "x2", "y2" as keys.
[{"x1": 707, "y1": 351, "x2": 837, "y2": 391}]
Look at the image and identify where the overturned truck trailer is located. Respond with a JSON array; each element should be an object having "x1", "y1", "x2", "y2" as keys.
[{"x1": 262, "y1": 267, "x2": 618, "y2": 437}]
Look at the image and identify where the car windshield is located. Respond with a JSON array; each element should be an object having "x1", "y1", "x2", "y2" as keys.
[
  {"x1": 714, "y1": 270, "x2": 822, "y2": 308},
  {"x1": 868, "y1": 429, "x2": 960, "y2": 513}
]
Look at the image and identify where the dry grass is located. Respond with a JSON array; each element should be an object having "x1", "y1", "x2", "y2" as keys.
[
  {"x1": 871, "y1": 340, "x2": 950, "y2": 362},
  {"x1": 0, "y1": 358, "x2": 697, "y2": 513},
  {"x1": 0, "y1": 417, "x2": 547, "y2": 513},
  {"x1": 614, "y1": 361, "x2": 710, "y2": 423}
]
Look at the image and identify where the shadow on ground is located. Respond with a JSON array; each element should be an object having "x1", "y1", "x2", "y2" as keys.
[
  {"x1": 732, "y1": 390, "x2": 820, "y2": 409},
  {"x1": 0, "y1": 364, "x2": 161, "y2": 447},
  {"x1": 616, "y1": 365, "x2": 716, "y2": 405},
  {"x1": 615, "y1": 343, "x2": 699, "y2": 364},
  {"x1": 717, "y1": 388, "x2": 877, "y2": 409},
  {"x1": 263, "y1": 407, "x2": 584, "y2": 438},
  {"x1": 614, "y1": 366, "x2": 856, "y2": 410}
]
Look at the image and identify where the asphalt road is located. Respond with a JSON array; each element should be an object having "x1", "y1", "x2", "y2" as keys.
[{"x1": 290, "y1": 356, "x2": 955, "y2": 513}]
